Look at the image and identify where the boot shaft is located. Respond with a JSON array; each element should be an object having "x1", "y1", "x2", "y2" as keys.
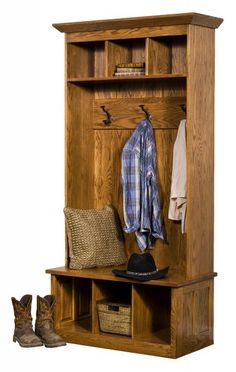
[
  {"x1": 36, "y1": 295, "x2": 55, "y2": 328},
  {"x1": 11, "y1": 295, "x2": 33, "y2": 328}
]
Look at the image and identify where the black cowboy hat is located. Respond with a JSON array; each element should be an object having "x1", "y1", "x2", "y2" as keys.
[{"x1": 112, "y1": 252, "x2": 169, "y2": 282}]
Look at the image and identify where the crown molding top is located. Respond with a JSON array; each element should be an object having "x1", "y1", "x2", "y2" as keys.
[{"x1": 52, "y1": 12, "x2": 223, "y2": 33}]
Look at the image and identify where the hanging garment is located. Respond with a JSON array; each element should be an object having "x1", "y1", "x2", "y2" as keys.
[
  {"x1": 121, "y1": 119, "x2": 164, "y2": 252},
  {"x1": 168, "y1": 119, "x2": 187, "y2": 233}
]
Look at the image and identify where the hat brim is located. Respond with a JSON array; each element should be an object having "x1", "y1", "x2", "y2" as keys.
[{"x1": 112, "y1": 266, "x2": 169, "y2": 282}]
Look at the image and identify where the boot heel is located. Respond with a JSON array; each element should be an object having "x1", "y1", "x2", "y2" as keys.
[{"x1": 13, "y1": 336, "x2": 17, "y2": 343}]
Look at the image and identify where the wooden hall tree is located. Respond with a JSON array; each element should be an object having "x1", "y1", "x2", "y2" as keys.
[{"x1": 46, "y1": 13, "x2": 223, "y2": 358}]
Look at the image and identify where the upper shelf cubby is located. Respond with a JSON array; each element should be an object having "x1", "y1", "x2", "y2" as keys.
[
  {"x1": 146, "y1": 35, "x2": 187, "y2": 75},
  {"x1": 67, "y1": 35, "x2": 187, "y2": 81},
  {"x1": 67, "y1": 41, "x2": 106, "y2": 78},
  {"x1": 106, "y1": 39, "x2": 146, "y2": 77}
]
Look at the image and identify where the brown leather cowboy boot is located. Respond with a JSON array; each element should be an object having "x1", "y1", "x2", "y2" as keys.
[
  {"x1": 11, "y1": 295, "x2": 43, "y2": 347},
  {"x1": 35, "y1": 295, "x2": 66, "y2": 347}
]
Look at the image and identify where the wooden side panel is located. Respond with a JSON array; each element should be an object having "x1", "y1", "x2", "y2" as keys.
[
  {"x1": 171, "y1": 279, "x2": 213, "y2": 358},
  {"x1": 186, "y1": 25, "x2": 215, "y2": 277},
  {"x1": 51, "y1": 276, "x2": 73, "y2": 326},
  {"x1": 51, "y1": 275, "x2": 61, "y2": 329},
  {"x1": 66, "y1": 84, "x2": 94, "y2": 209}
]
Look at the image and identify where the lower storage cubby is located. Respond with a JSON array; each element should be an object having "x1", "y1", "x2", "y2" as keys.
[
  {"x1": 53, "y1": 276, "x2": 92, "y2": 333},
  {"x1": 133, "y1": 285, "x2": 171, "y2": 345},
  {"x1": 93, "y1": 280, "x2": 132, "y2": 336}
]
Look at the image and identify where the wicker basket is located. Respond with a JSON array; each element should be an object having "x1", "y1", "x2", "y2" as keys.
[{"x1": 97, "y1": 300, "x2": 131, "y2": 336}]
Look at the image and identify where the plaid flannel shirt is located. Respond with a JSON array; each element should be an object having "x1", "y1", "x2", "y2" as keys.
[{"x1": 121, "y1": 119, "x2": 164, "y2": 251}]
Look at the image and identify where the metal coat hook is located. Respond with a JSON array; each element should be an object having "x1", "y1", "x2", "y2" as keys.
[
  {"x1": 100, "y1": 105, "x2": 113, "y2": 125},
  {"x1": 180, "y1": 104, "x2": 186, "y2": 114},
  {"x1": 139, "y1": 105, "x2": 152, "y2": 121}
]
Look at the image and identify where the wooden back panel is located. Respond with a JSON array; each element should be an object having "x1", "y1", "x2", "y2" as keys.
[{"x1": 93, "y1": 81, "x2": 186, "y2": 274}]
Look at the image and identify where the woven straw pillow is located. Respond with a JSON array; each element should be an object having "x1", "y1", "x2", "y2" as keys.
[{"x1": 64, "y1": 205, "x2": 127, "y2": 269}]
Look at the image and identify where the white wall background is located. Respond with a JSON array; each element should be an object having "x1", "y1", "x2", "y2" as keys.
[{"x1": 0, "y1": 0, "x2": 234, "y2": 371}]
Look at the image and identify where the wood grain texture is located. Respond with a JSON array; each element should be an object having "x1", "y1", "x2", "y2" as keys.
[
  {"x1": 172, "y1": 36, "x2": 187, "y2": 74},
  {"x1": 56, "y1": 320, "x2": 172, "y2": 357},
  {"x1": 66, "y1": 84, "x2": 94, "y2": 210},
  {"x1": 51, "y1": 275, "x2": 61, "y2": 329},
  {"x1": 53, "y1": 13, "x2": 223, "y2": 33},
  {"x1": 133, "y1": 285, "x2": 171, "y2": 342},
  {"x1": 67, "y1": 42, "x2": 106, "y2": 78},
  {"x1": 106, "y1": 39, "x2": 145, "y2": 76},
  {"x1": 74, "y1": 278, "x2": 92, "y2": 320},
  {"x1": 106, "y1": 40, "x2": 131, "y2": 77},
  {"x1": 92, "y1": 280, "x2": 104, "y2": 333},
  {"x1": 60, "y1": 278, "x2": 73, "y2": 322},
  {"x1": 147, "y1": 38, "x2": 172, "y2": 74},
  {"x1": 94, "y1": 42, "x2": 106, "y2": 77},
  {"x1": 186, "y1": 25, "x2": 215, "y2": 278},
  {"x1": 93, "y1": 97, "x2": 186, "y2": 129},
  {"x1": 66, "y1": 25, "x2": 187, "y2": 43},
  {"x1": 171, "y1": 279, "x2": 213, "y2": 358}
]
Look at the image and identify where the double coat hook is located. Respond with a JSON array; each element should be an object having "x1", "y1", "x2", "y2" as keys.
[
  {"x1": 139, "y1": 105, "x2": 152, "y2": 121},
  {"x1": 100, "y1": 105, "x2": 113, "y2": 125}
]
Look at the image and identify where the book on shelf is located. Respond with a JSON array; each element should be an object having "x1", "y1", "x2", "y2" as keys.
[
  {"x1": 116, "y1": 62, "x2": 145, "y2": 68},
  {"x1": 114, "y1": 71, "x2": 145, "y2": 76},
  {"x1": 116, "y1": 67, "x2": 145, "y2": 73}
]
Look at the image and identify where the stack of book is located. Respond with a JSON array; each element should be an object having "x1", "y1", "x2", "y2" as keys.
[{"x1": 114, "y1": 62, "x2": 145, "y2": 76}]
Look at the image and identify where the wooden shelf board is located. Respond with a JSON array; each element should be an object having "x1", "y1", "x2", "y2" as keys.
[
  {"x1": 57, "y1": 320, "x2": 171, "y2": 356},
  {"x1": 135, "y1": 328, "x2": 171, "y2": 345},
  {"x1": 67, "y1": 74, "x2": 187, "y2": 84},
  {"x1": 46, "y1": 265, "x2": 217, "y2": 288},
  {"x1": 58, "y1": 317, "x2": 92, "y2": 335}
]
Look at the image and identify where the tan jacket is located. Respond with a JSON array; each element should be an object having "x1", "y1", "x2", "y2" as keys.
[{"x1": 168, "y1": 119, "x2": 186, "y2": 233}]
